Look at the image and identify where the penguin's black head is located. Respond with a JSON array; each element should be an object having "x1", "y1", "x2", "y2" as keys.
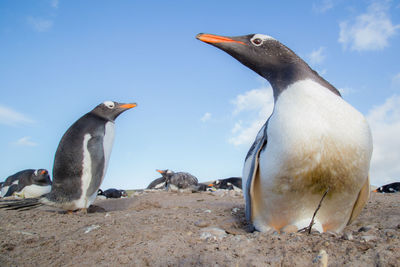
[
  {"x1": 156, "y1": 169, "x2": 174, "y2": 184},
  {"x1": 98, "y1": 189, "x2": 104, "y2": 195},
  {"x1": 32, "y1": 169, "x2": 52, "y2": 185},
  {"x1": 120, "y1": 189, "x2": 128, "y2": 197},
  {"x1": 92, "y1": 101, "x2": 137, "y2": 122},
  {"x1": 196, "y1": 33, "x2": 328, "y2": 98}
]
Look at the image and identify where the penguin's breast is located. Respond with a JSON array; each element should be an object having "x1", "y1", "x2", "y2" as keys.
[
  {"x1": 103, "y1": 121, "x2": 115, "y2": 169},
  {"x1": 260, "y1": 79, "x2": 373, "y2": 194}
]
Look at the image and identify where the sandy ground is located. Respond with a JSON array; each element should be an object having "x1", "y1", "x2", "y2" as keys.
[{"x1": 0, "y1": 190, "x2": 399, "y2": 267}]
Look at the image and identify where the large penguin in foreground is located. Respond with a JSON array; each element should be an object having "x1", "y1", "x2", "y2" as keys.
[
  {"x1": 197, "y1": 33, "x2": 373, "y2": 233},
  {"x1": 1, "y1": 101, "x2": 136, "y2": 212}
]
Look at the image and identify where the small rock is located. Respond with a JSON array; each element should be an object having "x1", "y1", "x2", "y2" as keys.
[
  {"x1": 204, "y1": 209, "x2": 212, "y2": 213},
  {"x1": 342, "y1": 232, "x2": 353, "y2": 241},
  {"x1": 361, "y1": 235, "x2": 377, "y2": 242},
  {"x1": 194, "y1": 220, "x2": 209, "y2": 228},
  {"x1": 231, "y1": 207, "x2": 239, "y2": 214},
  {"x1": 200, "y1": 227, "x2": 228, "y2": 241},
  {"x1": 84, "y1": 225, "x2": 100, "y2": 234},
  {"x1": 312, "y1": 249, "x2": 328, "y2": 267},
  {"x1": 358, "y1": 225, "x2": 375, "y2": 232}
]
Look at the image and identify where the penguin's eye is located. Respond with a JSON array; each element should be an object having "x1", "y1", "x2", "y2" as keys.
[
  {"x1": 251, "y1": 38, "x2": 263, "y2": 46},
  {"x1": 103, "y1": 101, "x2": 115, "y2": 109}
]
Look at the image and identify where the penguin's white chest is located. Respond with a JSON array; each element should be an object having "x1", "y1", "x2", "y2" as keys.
[
  {"x1": 260, "y1": 80, "x2": 372, "y2": 189},
  {"x1": 77, "y1": 122, "x2": 115, "y2": 208},
  {"x1": 254, "y1": 79, "x2": 372, "y2": 232},
  {"x1": 103, "y1": 121, "x2": 115, "y2": 172}
]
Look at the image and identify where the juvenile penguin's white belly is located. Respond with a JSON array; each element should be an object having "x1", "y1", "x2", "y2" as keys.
[
  {"x1": 254, "y1": 79, "x2": 373, "y2": 232},
  {"x1": 74, "y1": 122, "x2": 115, "y2": 209}
]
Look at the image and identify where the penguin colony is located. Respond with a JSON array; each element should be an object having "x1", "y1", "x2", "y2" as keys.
[{"x1": 0, "y1": 32, "x2": 377, "y2": 234}]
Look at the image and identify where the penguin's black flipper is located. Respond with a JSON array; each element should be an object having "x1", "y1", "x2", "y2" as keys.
[{"x1": 0, "y1": 198, "x2": 41, "y2": 211}]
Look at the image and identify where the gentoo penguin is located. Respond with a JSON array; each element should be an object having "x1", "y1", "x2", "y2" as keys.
[
  {"x1": 156, "y1": 169, "x2": 198, "y2": 190},
  {"x1": 0, "y1": 169, "x2": 51, "y2": 198},
  {"x1": 101, "y1": 188, "x2": 128, "y2": 198},
  {"x1": 1, "y1": 101, "x2": 136, "y2": 212},
  {"x1": 197, "y1": 33, "x2": 373, "y2": 233},
  {"x1": 209, "y1": 177, "x2": 242, "y2": 190},
  {"x1": 146, "y1": 176, "x2": 167, "y2": 189},
  {"x1": 374, "y1": 182, "x2": 400, "y2": 193}
]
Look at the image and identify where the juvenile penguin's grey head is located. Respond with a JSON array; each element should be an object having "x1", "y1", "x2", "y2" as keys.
[
  {"x1": 92, "y1": 101, "x2": 137, "y2": 122},
  {"x1": 196, "y1": 33, "x2": 339, "y2": 99}
]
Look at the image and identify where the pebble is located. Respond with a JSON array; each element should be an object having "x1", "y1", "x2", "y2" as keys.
[
  {"x1": 358, "y1": 225, "x2": 375, "y2": 232},
  {"x1": 361, "y1": 235, "x2": 377, "y2": 242},
  {"x1": 194, "y1": 220, "x2": 210, "y2": 228},
  {"x1": 84, "y1": 225, "x2": 100, "y2": 234},
  {"x1": 312, "y1": 249, "x2": 328, "y2": 267},
  {"x1": 342, "y1": 232, "x2": 353, "y2": 241},
  {"x1": 231, "y1": 207, "x2": 239, "y2": 214},
  {"x1": 200, "y1": 227, "x2": 228, "y2": 241}
]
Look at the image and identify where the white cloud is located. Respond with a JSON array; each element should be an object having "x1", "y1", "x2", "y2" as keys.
[
  {"x1": 308, "y1": 47, "x2": 326, "y2": 65},
  {"x1": 14, "y1": 136, "x2": 38, "y2": 147},
  {"x1": 229, "y1": 87, "x2": 274, "y2": 146},
  {"x1": 200, "y1": 112, "x2": 212, "y2": 122},
  {"x1": 27, "y1": 16, "x2": 53, "y2": 32},
  {"x1": 0, "y1": 105, "x2": 34, "y2": 126},
  {"x1": 313, "y1": 0, "x2": 334, "y2": 13},
  {"x1": 339, "y1": 1, "x2": 400, "y2": 51},
  {"x1": 367, "y1": 95, "x2": 400, "y2": 185}
]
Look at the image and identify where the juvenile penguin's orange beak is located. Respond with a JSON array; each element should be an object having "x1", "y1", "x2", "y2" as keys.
[
  {"x1": 120, "y1": 103, "x2": 137, "y2": 109},
  {"x1": 196, "y1": 33, "x2": 246, "y2": 45}
]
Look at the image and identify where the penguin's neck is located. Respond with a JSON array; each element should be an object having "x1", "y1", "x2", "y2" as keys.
[{"x1": 263, "y1": 62, "x2": 340, "y2": 102}]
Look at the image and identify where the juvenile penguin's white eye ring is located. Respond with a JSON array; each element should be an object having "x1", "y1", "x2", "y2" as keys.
[
  {"x1": 251, "y1": 38, "x2": 263, "y2": 46},
  {"x1": 103, "y1": 101, "x2": 115, "y2": 109}
]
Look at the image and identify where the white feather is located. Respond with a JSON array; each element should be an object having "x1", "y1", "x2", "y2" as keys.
[
  {"x1": 20, "y1": 184, "x2": 51, "y2": 198},
  {"x1": 251, "y1": 79, "x2": 373, "y2": 232},
  {"x1": 73, "y1": 133, "x2": 93, "y2": 209}
]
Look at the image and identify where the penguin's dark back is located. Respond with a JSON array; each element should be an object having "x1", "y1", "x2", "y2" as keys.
[
  {"x1": 3, "y1": 169, "x2": 35, "y2": 186},
  {"x1": 51, "y1": 113, "x2": 107, "y2": 200}
]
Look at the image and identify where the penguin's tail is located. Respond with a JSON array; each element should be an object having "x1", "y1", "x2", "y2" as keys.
[{"x1": 0, "y1": 198, "x2": 42, "y2": 211}]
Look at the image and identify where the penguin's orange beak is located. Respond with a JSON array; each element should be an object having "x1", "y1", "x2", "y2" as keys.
[
  {"x1": 196, "y1": 33, "x2": 247, "y2": 45},
  {"x1": 40, "y1": 170, "x2": 47, "y2": 175},
  {"x1": 120, "y1": 103, "x2": 137, "y2": 109},
  {"x1": 156, "y1": 170, "x2": 164, "y2": 174},
  {"x1": 208, "y1": 184, "x2": 214, "y2": 187},
  {"x1": 373, "y1": 189, "x2": 378, "y2": 192}
]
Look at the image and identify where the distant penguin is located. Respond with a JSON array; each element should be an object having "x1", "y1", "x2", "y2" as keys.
[
  {"x1": 197, "y1": 33, "x2": 372, "y2": 233},
  {"x1": 374, "y1": 182, "x2": 400, "y2": 193},
  {"x1": 156, "y1": 169, "x2": 198, "y2": 189},
  {"x1": 101, "y1": 188, "x2": 128, "y2": 198},
  {"x1": 146, "y1": 176, "x2": 167, "y2": 189},
  {"x1": 0, "y1": 169, "x2": 51, "y2": 198},
  {"x1": 210, "y1": 177, "x2": 242, "y2": 190},
  {"x1": 0, "y1": 101, "x2": 136, "y2": 212}
]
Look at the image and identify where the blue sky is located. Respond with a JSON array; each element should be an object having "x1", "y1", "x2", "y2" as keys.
[{"x1": 0, "y1": 0, "x2": 399, "y2": 189}]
